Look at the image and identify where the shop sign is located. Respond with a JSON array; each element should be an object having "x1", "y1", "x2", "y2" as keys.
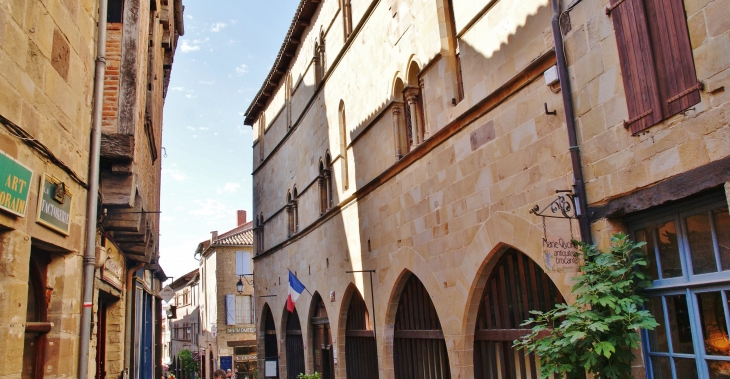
[
  {"x1": 36, "y1": 174, "x2": 72, "y2": 235},
  {"x1": 542, "y1": 236, "x2": 581, "y2": 272},
  {"x1": 102, "y1": 239, "x2": 124, "y2": 290},
  {"x1": 227, "y1": 327, "x2": 256, "y2": 333},
  {"x1": 236, "y1": 355, "x2": 258, "y2": 361},
  {"x1": 0, "y1": 151, "x2": 32, "y2": 217},
  {"x1": 265, "y1": 360, "x2": 277, "y2": 378},
  {"x1": 159, "y1": 286, "x2": 175, "y2": 303}
]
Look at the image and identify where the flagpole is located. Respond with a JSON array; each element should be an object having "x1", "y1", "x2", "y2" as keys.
[{"x1": 289, "y1": 269, "x2": 312, "y2": 296}]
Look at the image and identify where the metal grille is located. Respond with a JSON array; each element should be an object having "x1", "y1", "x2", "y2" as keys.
[
  {"x1": 286, "y1": 309, "x2": 305, "y2": 379},
  {"x1": 393, "y1": 274, "x2": 451, "y2": 379},
  {"x1": 311, "y1": 296, "x2": 335, "y2": 379},
  {"x1": 474, "y1": 249, "x2": 563, "y2": 379},
  {"x1": 345, "y1": 292, "x2": 378, "y2": 379}
]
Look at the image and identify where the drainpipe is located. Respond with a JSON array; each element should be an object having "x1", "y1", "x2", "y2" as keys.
[
  {"x1": 551, "y1": 0, "x2": 593, "y2": 244},
  {"x1": 78, "y1": 0, "x2": 109, "y2": 377}
]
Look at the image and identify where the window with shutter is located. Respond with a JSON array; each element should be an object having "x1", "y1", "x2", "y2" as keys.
[
  {"x1": 236, "y1": 251, "x2": 251, "y2": 276},
  {"x1": 225, "y1": 294, "x2": 236, "y2": 325},
  {"x1": 608, "y1": 0, "x2": 701, "y2": 134}
]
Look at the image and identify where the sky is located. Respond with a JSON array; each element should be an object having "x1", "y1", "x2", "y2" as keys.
[{"x1": 158, "y1": 0, "x2": 301, "y2": 283}]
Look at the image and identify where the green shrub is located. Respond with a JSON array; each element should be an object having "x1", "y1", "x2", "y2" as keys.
[{"x1": 297, "y1": 373, "x2": 321, "y2": 379}]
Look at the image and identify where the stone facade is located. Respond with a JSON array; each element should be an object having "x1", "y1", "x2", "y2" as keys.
[
  {"x1": 165, "y1": 268, "x2": 201, "y2": 377},
  {"x1": 247, "y1": 0, "x2": 730, "y2": 379},
  {"x1": 197, "y1": 212, "x2": 257, "y2": 379},
  {"x1": 0, "y1": 0, "x2": 183, "y2": 378}
]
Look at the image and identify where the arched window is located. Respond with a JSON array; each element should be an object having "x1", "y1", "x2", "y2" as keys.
[
  {"x1": 310, "y1": 294, "x2": 335, "y2": 379},
  {"x1": 319, "y1": 161, "x2": 327, "y2": 215},
  {"x1": 255, "y1": 214, "x2": 265, "y2": 255},
  {"x1": 292, "y1": 187, "x2": 299, "y2": 233},
  {"x1": 286, "y1": 191, "x2": 293, "y2": 237},
  {"x1": 325, "y1": 153, "x2": 333, "y2": 209},
  {"x1": 339, "y1": 101, "x2": 349, "y2": 191},
  {"x1": 403, "y1": 61, "x2": 427, "y2": 148},
  {"x1": 392, "y1": 77, "x2": 407, "y2": 159},
  {"x1": 259, "y1": 115, "x2": 266, "y2": 162},
  {"x1": 345, "y1": 290, "x2": 378, "y2": 379},
  {"x1": 261, "y1": 305, "x2": 278, "y2": 377},
  {"x1": 341, "y1": 0, "x2": 352, "y2": 40}
]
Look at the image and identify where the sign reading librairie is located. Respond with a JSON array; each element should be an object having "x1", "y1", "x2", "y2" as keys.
[
  {"x1": 37, "y1": 174, "x2": 73, "y2": 235},
  {"x1": 0, "y1": 150, "x2": 32, "y2": 217},
  {"x1": 542, "y1": 236, "x2": 581, "y2": 272}
]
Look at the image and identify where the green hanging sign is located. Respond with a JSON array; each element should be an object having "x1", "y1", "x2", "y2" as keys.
[
  {"x1": 37, "y1": 174, "x2": 73, "y2": 235},
  {"x1": 0, "y1": 150, "x2": 33, "y2": 217}
]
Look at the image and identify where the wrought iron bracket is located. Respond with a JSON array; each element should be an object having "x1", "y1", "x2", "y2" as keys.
[{"x1": 529, "y1": 190, "x2": 578, "y2": 219}]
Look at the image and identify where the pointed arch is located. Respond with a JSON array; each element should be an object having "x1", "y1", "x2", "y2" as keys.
[
  {"x1": 338, "y1": 100, "x2": 349, "y2": 191},
  {"x1": 286, "y1": 191, "x2": 293, "y2": 237},
  {"x1": 391, "y1": 77, "x2": 407, "y2": 159},
  {"x1": 340, "y1": 284, "x2": 379, "y2": 379},
  {"x1": 403, "y1": 60, "x2": 427, "y2": 147},
  {"x1": 260, "y1": 303, "x2": 279, "y2": 378},
  {"x1": 392, "y1": 271, "x2": 451, "y2": 379},
  {"x1": 308, "y1": 292, "x2": 335, "y2": 379},
  {"x1": 284, "y1": 306, "x2": 305, "y2": 379}
]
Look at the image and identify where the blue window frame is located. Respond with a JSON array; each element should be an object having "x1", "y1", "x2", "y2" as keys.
[{"x1": 627, "y1": 192, "x2": 730, "y2": 379}]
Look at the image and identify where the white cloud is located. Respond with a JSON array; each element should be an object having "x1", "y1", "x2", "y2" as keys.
[
  {"x1": 185, "y1": 94, "x2": 194, "y2": 98},
  {"x1": 180, "y1": 40, "x2": 200, "y2": 52},
  {"x1": 164, "y1": 168, "x2": 187, "y2": 181},
  {"x1": 186, "y1": 126, "x2": 195, "y2": 131},
  {"x1": 199, "y1": 80, "x2": 215, "y2": 85},
  {"x1": 188, "y1": 199, "x2": 227, "y2": 217},
  {"x1": 211, "y1": 22, "x2": 227, "y2": 32},
  {"x1": 170, "y1": 86, "x2": 184, "y2": 91},
  {"x1": 235, "y1": 64, "x2": 249, "y2": 76},
  {"x1": 218, "y1": 182, "x2": 241, "y2": 194},
  {"x1": 199, "y1": 127, "x2": 209, "y2": 131},
  {"x1": 180, "y1": 38, "x2": 209, "y2": 53},
  {"x1": 185, "y1": 14, "x2": 193, "y2": 19}
]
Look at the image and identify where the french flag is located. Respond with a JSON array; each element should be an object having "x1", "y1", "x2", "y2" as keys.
[{"x1": 287, "y1": 270, "x2": 306, "y2": 312}]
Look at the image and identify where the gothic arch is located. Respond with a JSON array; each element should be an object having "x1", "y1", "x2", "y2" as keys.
[
  {"x1": 391, "y1": 75, "x2": 405, "y2": 100},
  {"x1": 259, "y1": 303, "x2": 279, "y2": 378},
  {"x1": 281, "y1": 303, "x2": 306, "y2": 379},
  {"x1": 307, "y1": 292, "x2": 335, "y2": 379}
]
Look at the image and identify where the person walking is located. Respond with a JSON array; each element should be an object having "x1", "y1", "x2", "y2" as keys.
[{"x1": 213, "y1": 369, "x2": 227, "y2": 379}]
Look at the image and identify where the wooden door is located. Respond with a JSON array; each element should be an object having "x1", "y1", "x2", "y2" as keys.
[
  {"x1": 473, "y1": 249, "x2": 563, "y2": 379},
  {"x1": 286, "y1": 309, "x2": 305, "y2": 379},
  {"x1": 393, "y1": 274, "x2": 451, "y2": 379},
  {"x1": 345, "y1": 291, "x2": 378, "y2": 379},
  {"x1": 311, "y1": 296, "x2": 334, "y2": 379},
  {"x1": 95, "y1": 301, "x2": 108, "y2": 379},
  {"x1": 263, "y1": 306, "x2": 279, "y2": 378}
]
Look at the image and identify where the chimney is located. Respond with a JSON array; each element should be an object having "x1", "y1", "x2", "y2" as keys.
[
  {"x1": 210, "y1": 231, "x2": 218, "y2": 243},
  {"x1": 237, "y1": 210, "x2": 247, "y2": 226}
]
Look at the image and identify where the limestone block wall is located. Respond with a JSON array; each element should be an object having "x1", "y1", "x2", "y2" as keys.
[
  {"x1": 214, "y1": 246, "x2": 256, "y2": 358},
  {"x1": 563, "y1": 0, "x2": 730, "y2": 207}
]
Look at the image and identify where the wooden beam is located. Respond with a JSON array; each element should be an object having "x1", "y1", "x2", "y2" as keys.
[
  {"x1": 394, "y1": 330, "x2": 444, "y2": 339},
  {"x1": 589, "y1": 155, "x2": 730, "y2": 219},
  {"x1": 345, "y1": 330, "x2": 374, "y2": 338}
]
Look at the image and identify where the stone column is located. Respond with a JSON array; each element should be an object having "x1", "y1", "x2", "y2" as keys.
[
  {"x1": 419, "y1": 78, "x2": 429, "y2": 140},
  {"x1": 324, "y1": 170, "x2": 332, "y2": 209},
  {"x1": 403, "y1": 86, "x2": 421, "y2": 146},
  {"x1": 391, "y1": 105, "x2": 403, "y2": 159},
  {"x1": 0, "y1": 229, "x2": 32, "y2": 378}
]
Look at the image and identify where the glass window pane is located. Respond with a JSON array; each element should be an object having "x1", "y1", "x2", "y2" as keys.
[
  {"x1": 657, "y1": 221, "x2": 683, "y2": 278},
  {"x1": 636, "y1": 229, "x2": 660, "y2": 281},
  {"x1": 667, "y1": 294, "x2": 694, "y2": 354},
  {"x1": 648, "y1": 297, "x2": 669, "y2": 352},
  {"x1": 674, "y1": 358, "x2": 699, "y2": 379},
  {"x1": 687, "y1": 212, "x2": 718, "y2": 275},
  {"x1": 651, "y1": 356, "x2": 672, "y2": 379},
  {"x1": 708, "y1": 359, "x2": 730, "y2": 379},
  {"x1": 715, "y1": 208, "x2": 730, "y2": 271},
  {"x1": 698, "y1": 291, "x2": 730, "y2": 356}
]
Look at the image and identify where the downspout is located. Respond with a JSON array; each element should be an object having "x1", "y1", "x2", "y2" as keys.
[
  {"x1": 78, "y1": 0, "x2": 108, "y2": 377},
  {"x1": 125, "y1": 262, "x2": 145, "y2": 374},
  {"x1": 551, "y1": 0, "x2": 593, "y2": 244}
]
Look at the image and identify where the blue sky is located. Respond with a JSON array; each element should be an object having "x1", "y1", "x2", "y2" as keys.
[{"x1": 158, "y1": 0, "x2": 300, "y2": 281}]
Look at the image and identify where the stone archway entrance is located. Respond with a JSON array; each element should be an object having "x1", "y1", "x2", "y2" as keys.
[
  {"x1": 393, "y1": 274, "x2": 450, "y2": 379},
  {"x1": 473, "y1": 248, "x2": 563, "y2": 379},
  {"x1": 262, "y1": 305, "x2": 278, "y2": 379},
  {"x1": 286, "y1": 308, "x2": 305, "y2": 379},
  {"x1": 345, "y1": 290, "x2": 378, "y2": 379},
  {"x1": 310, "y1": 294, "x2": 334, "y2": 379}
]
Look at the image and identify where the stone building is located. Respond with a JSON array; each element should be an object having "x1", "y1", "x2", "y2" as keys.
[
  {"x1": 197, "y1": 211, "x2": 257, "y2": 379},
  {"x1": 0, "y1": 0, "x2": 183, "y2": 378},
  {"x1": 165, "y1": 268, "x2": 201, "y2": 379},
  {"x1": 246, "y1": 0, "x2": 730, "y2": 379}
]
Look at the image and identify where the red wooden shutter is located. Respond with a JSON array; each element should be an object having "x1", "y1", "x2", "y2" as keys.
[
  {"x1": 644, "y1": 0, "x2": 702, "y2": 118},
  {"x1": 609, "y1": 0, "x2": 664, "y2": 134}
]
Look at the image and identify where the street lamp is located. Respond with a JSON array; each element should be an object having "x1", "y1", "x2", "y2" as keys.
[{"x1": 236, "y1": 277, "x2": 244, "y2": 294}]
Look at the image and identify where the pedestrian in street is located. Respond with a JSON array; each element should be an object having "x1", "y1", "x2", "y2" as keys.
[
  {"x1": 226, "y1": 369, "x2": 233, "y2": 378},
  {"x1": 214, "y1": 369, "x2": 227, "y2": 379}
]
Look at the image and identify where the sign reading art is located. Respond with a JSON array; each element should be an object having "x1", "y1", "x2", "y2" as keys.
[
  {"x1": 227, "y1": 327, "x2": 256, "y2": 333},
  {"x1": 542, "y1": 236, "x2": 581, "y2": 272},
  {"x1": 36, "y1": 174, "x2": 73, "y2": 235},
  {"x1": 0, "y1": 150, "x2": 32, "y2": 217},
  {"x1": 102, "y1": 239, "x2": 124, "y2": 290}
]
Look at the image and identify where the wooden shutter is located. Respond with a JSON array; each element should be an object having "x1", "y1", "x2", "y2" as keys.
[
  {"x1": 644, "y1": 0, "x2": 701, "y2": 117},
  {"x1": 609, "y1": 0, "x2": 663, "y2": 134},
  {"x1": 226, "y1": 294, "x2": 236, "y2": 325}
]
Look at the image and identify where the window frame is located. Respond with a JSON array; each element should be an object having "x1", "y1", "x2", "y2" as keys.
[{"x1": 627, "y1": 192, "x2": 730, "y2": 379}]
